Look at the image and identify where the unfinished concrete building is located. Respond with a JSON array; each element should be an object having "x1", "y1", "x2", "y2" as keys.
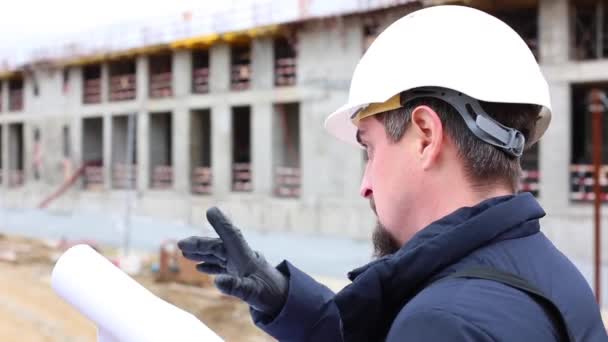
[{"x1": 0, "y1": 0, "x2": 605, "y2": 273}]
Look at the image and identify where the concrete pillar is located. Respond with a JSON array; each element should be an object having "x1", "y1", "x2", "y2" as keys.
[
  {"x1": 209, "y1": 43, "x2": 230, "y2": 92},
  {"x1": 72, "y1": 116, "x2": 83, "y2": 169},
  {"x1": 211, "y1": 104, "x2": 231, "y2": 197},
  {"x1": 101, "y1": 63, "x2": 109, "y2": 103},
  {"x1": 251, "y1": 37, "x2": 274, "y2": 90},
  {"x1": 170, "y1": 50, "x2": 192, "y2": 193},
  {"x1": 137, "y1": 111, "x2": 149, "y2": 191},
  {"x1": 22, "y1": 123, "x2": 33, "y2": 184},
  {"x1": 103, "y1": 114, "x2": 112, "y2": 189},
  {"x1": 539, "y1": 82, "x2": 571, "y2": 212},
  {"x1": 1, "y1": 124, "x2": 7, "y2": 188},
  {"x1": 136, "y1": 56, "x2": 149, "y2": 102},
  {"x1": 22, "y1": 74, "x2": 33, "y2": 114},
  {"x1": 539, "y1": 0, "x2": 569, "y2": 64},
  {"x1": 69, "y1": 67, "x2": 83, "y2": 110},
  {"x1": 172, "y1": 50, "x2": 192, "y2": 98},
  {"x1": 173, "y1": 107, "x2": 189, "y2": 193},
  {"x1": 252, "y1": 102, "x2": 273, "y2": 195}
]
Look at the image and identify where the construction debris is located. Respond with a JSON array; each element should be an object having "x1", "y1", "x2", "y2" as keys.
[{"x1": 158, "y1": 240, "x2": 213, "y2": 287}]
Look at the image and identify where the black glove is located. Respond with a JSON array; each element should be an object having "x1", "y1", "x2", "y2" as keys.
[{"x1": 178, "y1": 207, "x2": 288, "y2": 318}]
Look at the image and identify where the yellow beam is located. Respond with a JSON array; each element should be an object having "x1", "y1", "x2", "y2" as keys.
[
  {"x1": 0, "y1": 71, "x2": 19, "y2": 80},
  {"x1": 170, "y1": 34, "x2": 220, "y2": 49},
  {"x1": 108, "y1": 44, "x2": 170, "y2": 60},
  {"x1": 9, "y1": 24, "x2": 284, "y2": 72},
  {"x1": 62, "y1": 54, "x2": 107, "y2": 67},
  {"x1": 170, "y1": 25, "x2": 282, "y2": 49}
]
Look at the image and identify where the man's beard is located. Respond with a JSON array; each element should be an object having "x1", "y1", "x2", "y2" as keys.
[
  {"x1": 370, "y1": 198, "x2": 401, "y2": 258},
  {"x1": 372, "y1": 221, "x2": 400, "y2": 258}
]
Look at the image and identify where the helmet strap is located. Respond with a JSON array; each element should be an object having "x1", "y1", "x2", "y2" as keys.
[{"x1": 400, "y1": 87, "x2": 525, "y2": 158}]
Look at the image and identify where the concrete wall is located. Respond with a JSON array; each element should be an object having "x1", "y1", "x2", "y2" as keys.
[
  {"x1": 4, "y1": 3, "x2": 608, "y2": 265},
  {"x1": 0, "y1": 15, "x2": 375, "y2": 239}
]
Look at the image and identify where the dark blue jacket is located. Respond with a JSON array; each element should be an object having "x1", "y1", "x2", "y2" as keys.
[{"x1": 252, "y1": 194, "x2": 607, "y2": 341}]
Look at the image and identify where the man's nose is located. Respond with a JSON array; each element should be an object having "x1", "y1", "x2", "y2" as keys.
[{"x1": 360, "y1": 176, "x2": 372, "y2": 198}]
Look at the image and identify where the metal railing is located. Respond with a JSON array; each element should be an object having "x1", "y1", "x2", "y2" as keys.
[
  {"x1": 275, "y1": 166, "x2": 300, "y2": 197},
  {"x1": 232, "y1": 163, "x2": 252, "y2": 192},
  {"x1": 112, "y1": 163, "x2": 137, "y2": 189},
  {"x1": 149, "y1": 72, "x2": 173, "y2": 98},
  {"x1": 83, "y1": 165, "x2": 104, "y2": 190},
  {"x1": 110, "y1": 74, "x2": 136, "y2": 101},
  {"x1": 152, "y1": 165, "x2": 173, "y2": 189},
  {"x1": 230, "y1": 64, "x2": 251, "y2": 91},
  {"x1": 192, "y1": 166, "x2": 212, "y2": 194},
  {"x1": 83, "y1": 78, "x2": 102, "y2": 104},
  {"x1": 570, "y1": 164, "x2": 608, "y2": 201},
  {"x1": 192, "y1": 68, "x2": 210, "y2": 94},
  {"x1": 275, "y1": 57, "x2": 296, "y2": 87}
]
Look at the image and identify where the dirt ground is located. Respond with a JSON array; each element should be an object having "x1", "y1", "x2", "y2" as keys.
[
  {"x1": 0, "y1": 234, "x2": 605, "y2": 341},
  {"x1": 0, "y1": 234, "x2": 271, "y2": 341}
]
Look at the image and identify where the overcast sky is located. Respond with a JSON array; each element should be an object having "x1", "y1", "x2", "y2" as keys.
[{"x1": 0, "y1": 0, "x2": 254, "y2": 56}]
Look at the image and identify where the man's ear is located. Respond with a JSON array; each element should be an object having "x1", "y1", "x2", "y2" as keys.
[{"x1": 410, "y1": 105, "x2": 444, "y2": 170}]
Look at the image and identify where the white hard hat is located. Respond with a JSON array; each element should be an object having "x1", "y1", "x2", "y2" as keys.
[{"x1": 325, "y1": 5, "x2": 551, "y2": 153}]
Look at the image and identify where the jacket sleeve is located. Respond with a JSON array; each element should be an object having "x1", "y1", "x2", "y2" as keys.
[
  {"x1": 387, "y1": 308, "x2": 493, "y2": 341},
  {"x1": 251, "y1": 261, "x2": 343, "y2": 342}
]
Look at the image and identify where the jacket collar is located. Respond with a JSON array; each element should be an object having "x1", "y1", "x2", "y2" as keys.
[{"x1": 335, "y1": 193, "x2": 545, "y2": 341}]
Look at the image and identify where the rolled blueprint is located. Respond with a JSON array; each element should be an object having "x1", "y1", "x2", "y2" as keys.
[{"x1": 51, "y1": 244, "x2": 223, "y2": 342}]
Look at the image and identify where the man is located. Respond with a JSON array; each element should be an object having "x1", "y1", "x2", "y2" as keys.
[{"x1": 179, "y1": 6, "x2": 608, "y2": 341}]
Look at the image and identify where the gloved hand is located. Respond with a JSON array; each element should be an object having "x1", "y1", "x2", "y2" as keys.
[{"x1": 178, "y1": 207, "x2": 288, "y2": 318}]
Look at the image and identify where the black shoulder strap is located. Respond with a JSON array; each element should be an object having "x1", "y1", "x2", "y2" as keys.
[{"x1": 443, "y1": 267, "x2": 575, "y2": 342}]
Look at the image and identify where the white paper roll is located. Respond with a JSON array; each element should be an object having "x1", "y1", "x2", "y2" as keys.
[
  {"x1": 51, "y1": 244, "x2": 223, "y2": 342},
  {"x1": 97, "y1": 328, "x2": 119, "y2": 342}
]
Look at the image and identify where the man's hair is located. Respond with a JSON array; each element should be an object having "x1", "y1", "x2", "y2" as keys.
[{"x1": 374, "y1": 97, "x2": 540, "y2": 191}]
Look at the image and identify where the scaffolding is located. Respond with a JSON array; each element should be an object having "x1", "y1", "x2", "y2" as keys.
[
  {"x1": 232, "y1": 106, "x2": 252, "y2": 192},
  {"x1": 570, "y1": 81, "x2": 608, "y2": 201},
  {"x1": 83, "y1": 65, "x2": 101, "y2": 104},
  {"x1": 149, "y1": 53, "x2": 173, "y2": 98},
  {"x1": 150, "y1": 112, "x2": 173, "y2": 189},
  {"x1": 190, "y1": 109, "x2": 212, "y2": 194},
  {"x1": 230, "y1": 44, "x2": 251, "y2": 91},
  {"x1": 109, "y1": 60, "x2": 136, "y2": 102},
  {"x1": 494, "y1": 7, "x2": 539, "y2": 60},
  {"x1": 82, "y1": 117, "x2": 104, "y2": 190},
  {"x1": 572, "y1": 0, "x2": 608, "y2": 60},
  {"x1": 192, "y1": 50, "x2": 210, "y2": 94}
]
